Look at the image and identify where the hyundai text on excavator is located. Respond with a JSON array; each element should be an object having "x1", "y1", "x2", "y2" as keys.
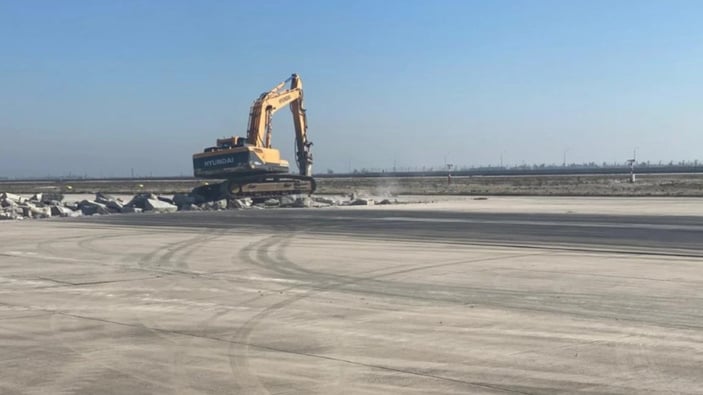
[{"x1": 191, "y1": 74, "x2": 314, "y2": 201}]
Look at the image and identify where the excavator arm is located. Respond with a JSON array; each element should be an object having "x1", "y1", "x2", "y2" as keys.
[
  {"x1": 246, "y1": 74, "x2": 312, "y2": 176},
  {"x1": 289, "y1": 75, "x2": 313, "y2": 177}
]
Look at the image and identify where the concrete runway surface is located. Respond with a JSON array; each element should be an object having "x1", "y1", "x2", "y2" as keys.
[{"x1": 1, "y1": 203, "x2": 703, "y2": 394}]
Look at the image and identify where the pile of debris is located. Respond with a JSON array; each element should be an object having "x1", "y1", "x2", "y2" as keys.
[
  {"x1": 172, "y1": 192, "x2": 393, "y2": 210},
  {"x1": 1, "y1": 191, "x2": 399, "y2": 221},
  {"x1": 1, "y1": 192, "x2": 70, "y2": 220},
  {"x1": 0, "y1": 192, "x2": 182, "y2": 220}
]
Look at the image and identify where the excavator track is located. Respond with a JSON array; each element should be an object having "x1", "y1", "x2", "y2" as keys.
[
  {"x1": 191, "y1": 174, "x2": 316, "y2": 202},
  {"x1": 228, "y1": 174, "x2": 316, "y2": 200}
]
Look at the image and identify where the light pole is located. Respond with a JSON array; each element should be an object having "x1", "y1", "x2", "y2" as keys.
[
  {"x1": 628, "y1": 147, "x2": 638, "y2": 183},
  {"x1": 627, "y1": 158, "x2": 636, "y2": 183}
]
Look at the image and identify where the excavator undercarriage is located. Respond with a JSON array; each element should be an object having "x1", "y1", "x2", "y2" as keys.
[{"x1": 191, "y1": 174, "x2": 315, "y2": 202}]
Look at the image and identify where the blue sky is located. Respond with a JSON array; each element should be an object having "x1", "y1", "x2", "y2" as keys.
[{"x1": 1, "y1": 0, "x2": 702, "y2": 177}]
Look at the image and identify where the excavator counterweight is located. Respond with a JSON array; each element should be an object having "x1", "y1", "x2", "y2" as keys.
[{"x1": 191, "y1": 74, "x2": 314, "y2": 201}]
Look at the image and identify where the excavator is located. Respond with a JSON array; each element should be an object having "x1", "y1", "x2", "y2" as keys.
[{"x1": 191, "y1": 74, "x2": 314, "y2": 201}]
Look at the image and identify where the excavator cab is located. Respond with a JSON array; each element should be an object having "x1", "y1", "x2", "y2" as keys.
[{"x1": 215, "y1": 136, "x2": 247, "y2": 149}]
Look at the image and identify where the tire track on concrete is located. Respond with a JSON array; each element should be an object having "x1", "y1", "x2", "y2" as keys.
[
  {"x1": 131, "y1": 228, "x2": 227, "y2": 394},
  {"x1": 611, "y1": 328, "x2": 668, "y2": 392},
  {"x1": 227, "y1": 233, "x2": 298, "y2": 394},
  {"x1": 76, "y1": 230, "x2": 156, "y2": 270},
  {"x1": 35, "y1": 230, "x2": 171, "y2": 278},
  {"x1": 253, "y1": 228, "x2": 703, "y2": 331},
  {"x1": 239, "y1": 230, "x2": 556, "y2": 316},
  {"x1": 22, "y1": 305, "x2": 535, "y2": 395},
  {"x1": 67, "y1": 228, "x2": 316, "y2": 394},
  {"x1": 227, "y1": 229, "x2": 703, "y2": 392},
  {"x1": 42, "y1": 232, "x2": 180, "y2": 394},
  {"x1": 41, "y1": 233, "x2": 168, "y2": 392},
  {"x1": 227, "y1": 231, "x2": 537, "y2": 394},
  {"x1": 43, "y1": 229, "x2": 225, "y2": 394},
  {"x1": 282, "y1": 234, "x2": 702, "y2": 391},
  {"x1": 37, "y1": 232, "x2": 124, "y2": 264}
]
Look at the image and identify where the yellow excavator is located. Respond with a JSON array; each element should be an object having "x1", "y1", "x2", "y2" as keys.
[{"x1": 191, "y1": 74, "x2": 314, "y2": 201}]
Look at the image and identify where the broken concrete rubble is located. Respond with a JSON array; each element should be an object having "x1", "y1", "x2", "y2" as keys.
[
  {"x1": 42, "y1": 192, "x2": 64, "y2": 203},
  {"x1": 1, "y1": 193, "x2": 25, "y2": 204},
  {"x1": 214, "y1": 199, "x2": 228, "y2": 210},
  {"x1": 79, "y1": 200, "x2": 110, "y2": 216},
  {"x1": 106, "y1": 200, "x2": 124, "y2": 213},
  {"x1": 63, "y1": 202, "x2": 80, "y2": 211},
  {"x1": 50, "y1": 205, "x2": 77, "y2": 217},
  {"x1": 264, "y1": 198, "x2": 280, "y2": 207},
  {"x1": 279, "y1": 196, "x2": 296, "y2": 207},
  {"x1": 173, "y1": 193, "x2": 197, "y2": 209},
  {"x1": 232, "y1": 198, "x2": 252, "y2": 209},
  {"x1": 0, "y1": 191, "x2": 401, "y2": 221},
  {"x1": 95, "y1": 192, "x2": 119, "y2": 205},
  {"x1": 144, "y1": 199, "x2": 178, "y2": 213},
  {"x1": 92, "y1": 192, "x2": 125, "y2": 213},
  {"x1": 157, "y1": 196, "x2": 175, "y2": 205},
  {"x1": 313, "y1": 196, "x2": 337, "y2": 205},
  {"x1": 294, "y1": 197, "x2": 313, "y2": 208},
  {"x1": 30, "y1": 206, "x2": 52, "y2": 219},
  {"x1": 29, "y1": 192, "x2": 64, "y2": 204},
  {"x1": 125, "y1": 193, "x2": 158, "y2": 210},
  {"x1": 241, "y1": 197, "x2": 253, "y2": 206},
  {"x1": 350, "y1": 198, "x2": 375, "y2": 206}
]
